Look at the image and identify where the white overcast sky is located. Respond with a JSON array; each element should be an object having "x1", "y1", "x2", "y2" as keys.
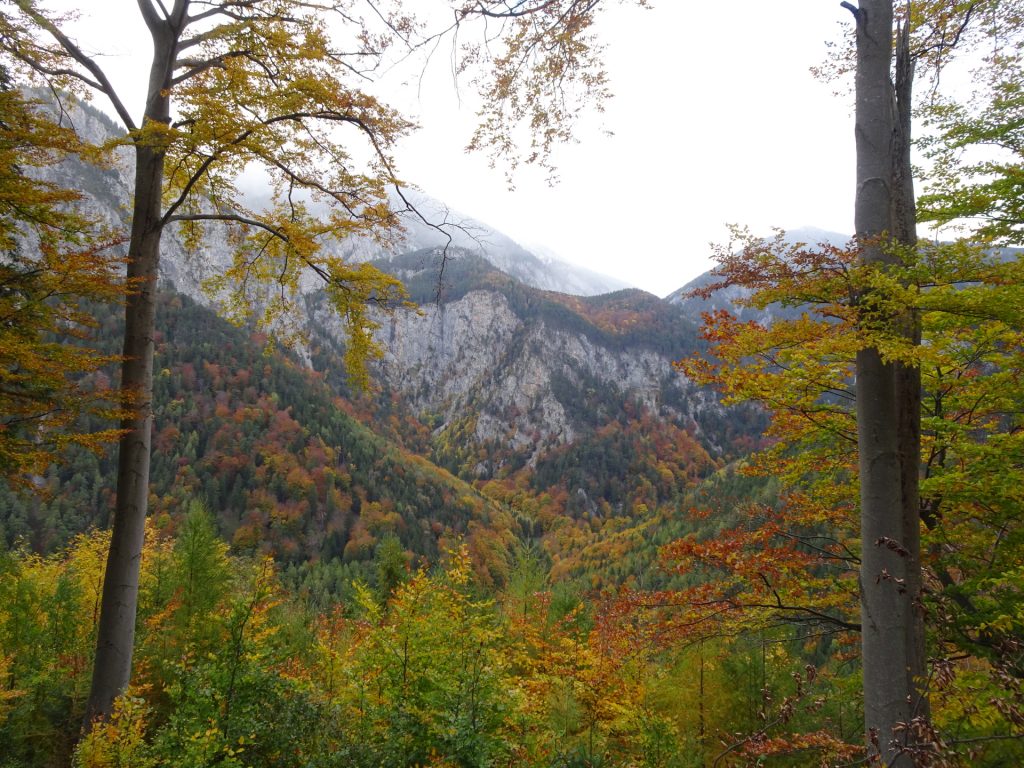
[
  {"x1": 50, "y1": 1, "x2": 858, "y2": 296},
  {"x1": 395, "y1": 1, "x2": 860, "y2": 296}
]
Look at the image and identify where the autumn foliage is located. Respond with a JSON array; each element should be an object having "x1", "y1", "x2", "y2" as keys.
[
  {"x1": 0, "y1": 85, "x2": 128, "y2": 483},
  {"x1": 665, "y1": 229, "x2": 1024, "y2": 764},
  {"x1": 0, "y1": 510, "x2": 762, "y2": 768}
]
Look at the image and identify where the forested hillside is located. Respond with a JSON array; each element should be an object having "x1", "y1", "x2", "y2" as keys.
[
  {"x1": 1, "y1": 277, "x2": 752, "y2": 591},
  {"x1": 2, "y1": 1, "x2": 1024, "y2": 766},
  {"x1": 319, "y1": 251, "x2": 764, "y2": 510},
  {"x1": 0, "y1": 292, "x2": 517, "y2": 583}
]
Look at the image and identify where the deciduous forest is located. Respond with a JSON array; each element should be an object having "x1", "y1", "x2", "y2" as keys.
[{"x1": 1, "y1": 1, "x2": 1022, "y2": 766}]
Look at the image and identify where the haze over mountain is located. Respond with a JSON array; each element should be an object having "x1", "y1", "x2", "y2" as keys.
[
  {"x1": 9, "y1": 94, "x2": 774, "y2": 582},
  {"x1": 373, "y1": 190, "x2": 634, "y2": 297},
  {"x1": 33, "y1": 93, "x2": 630, "y2": 300}
]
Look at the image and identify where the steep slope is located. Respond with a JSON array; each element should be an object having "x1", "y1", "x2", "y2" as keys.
[
  {"x1": 28, "y1": 93, "x2": 238, "y2": 304},
  {"x1": 40, "y1": 97, "x2": 743, "y2": 486},
  {"x1": 0, "y1": 293, "x2": 516, "y2": 580},
  {"x1": 15, "y1": 95, "x2": 771, "y2": 588},
  {"x1": 308, "y1": 251, "x2": 763, "y2": 526}
]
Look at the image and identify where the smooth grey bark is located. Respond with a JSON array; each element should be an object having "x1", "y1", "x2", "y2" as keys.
[
  {"x1": 849, "y1": 0, "x2": 917, "y2": 764},
  {"x1": 83, "y1": 0, "x2": 183, "y2": 725},
  {"x1": 892, "y1": 18, "x2": 929, "y2": 726}
]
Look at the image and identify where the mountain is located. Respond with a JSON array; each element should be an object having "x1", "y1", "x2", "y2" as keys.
[
  {"x1": 0, "y1": 292, "x2": 520, "y2": 583},
  {"x1": 665, "y1": 226, "x2": 851, "y2": 323},
  {"x1": 308, "y1": 251, "x2": 764, "y2": 521},
  {"x1": 7, "y1": 94, "x2": 768, "y2": 587},
  {"x1": 41, "y1": 94, "x2": 749, "y2": 472},
  {"x1": 369, "y1": 190, "x2": 633, "y2": 296},
  {"x1": 41, "y1": 94, "x2": 628, "y2": 299}
]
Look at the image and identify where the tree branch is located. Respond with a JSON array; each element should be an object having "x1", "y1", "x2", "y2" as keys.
[
  {"x1": 171, "y1": 49, "x2": 255, "y2": 85},
  {"x1": 13, "y1": 3, "x2": 137, "y2": 130},
  {"x1": 167, "y1": 212, "x2": 287, "y2": 238}
]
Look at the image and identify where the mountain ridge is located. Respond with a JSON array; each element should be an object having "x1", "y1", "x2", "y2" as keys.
[
  {"x1": 10, "y1": 94, "x2": 769, "y2": 588},
  {"x1": 40, "y1": 93, "x2": 631, "y2": 299}
]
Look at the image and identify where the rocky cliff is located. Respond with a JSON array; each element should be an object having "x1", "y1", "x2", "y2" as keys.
[
  {"x1": 306, "y1": 251, "x2": 743, "y2": 510},
  {"x1": 40, "y1": 95, "x2": 755, "y2": 521}
]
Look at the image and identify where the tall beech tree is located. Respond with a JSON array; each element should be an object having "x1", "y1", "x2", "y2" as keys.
[
  {"x1": 845, "y1": 2, "x2": 922, "y2": 762},
  {"x1": 0, "y1": 0, "x2": 640, "y2": 725},
  {"x1": 3, "y1": 0, "x2": 408, "y2": 724},
  {"x1": 788, "y1": 1, "x2": 1000, "y2": 759},
  {"x1": 675, "y1": 231, "x2": 1024, "y2": 762},
  {"x1": 672, "y1": 2, "x2": 1024, "y2": 762}
]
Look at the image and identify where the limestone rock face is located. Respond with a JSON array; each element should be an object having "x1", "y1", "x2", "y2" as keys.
[
  {"x1": 42, "y1": 95, "x2": 734, "y2": 477},
  {"x1": 307, "y1": 262, "x2": 717, "y2": 472}
]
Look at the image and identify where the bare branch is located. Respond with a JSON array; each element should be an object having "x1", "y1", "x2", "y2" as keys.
[
  {"x1": 167, "y1": 211, "x2": 286, "y2": 238},
  {"x1": 12, "y1": 3, "x2": 137, "y2": 130},
  {"x1": 152, "y1": 0, "x2": 173, "y2": 22}
]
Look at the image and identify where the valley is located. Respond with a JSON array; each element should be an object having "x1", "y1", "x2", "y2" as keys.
[
  {"x1": 2, "y1": 5, "x2": 1022, "y2": 762},
  {"x1": 2, "y1": 97, "x2": 766, "y2": 592}
]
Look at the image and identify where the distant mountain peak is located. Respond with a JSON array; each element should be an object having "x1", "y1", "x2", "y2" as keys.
[
  {"x1": 378, "y1": 189, "x2": 632, "y2": 297},
  {"x1": 782, "y1": 226, "x2": 851, "y2": 247}
]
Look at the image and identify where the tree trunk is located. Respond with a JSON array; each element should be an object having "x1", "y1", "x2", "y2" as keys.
[
  {"x1": 850, "y1": 1, "x2": 916, "y2": 764},
  {"x1": 892, "y1": 17, "x2": 929, "y2": 727},
  {"x1": 83, "y1": 3, "x2": 178, "y2": 723},
  {"x1": 83, "y1": 144, "x2": 163, "y2": 724}
]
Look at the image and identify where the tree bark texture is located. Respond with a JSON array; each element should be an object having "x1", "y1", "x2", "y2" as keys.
[
  {"x1": 84, "y1": 0, "x2": 182, "y2": 724},
  {"x1": 892, "y1": 18, "x2": 928, "y2": 726},
  {"x1": 851, "y1": 1, "x2": 917, "y2": 764}
]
